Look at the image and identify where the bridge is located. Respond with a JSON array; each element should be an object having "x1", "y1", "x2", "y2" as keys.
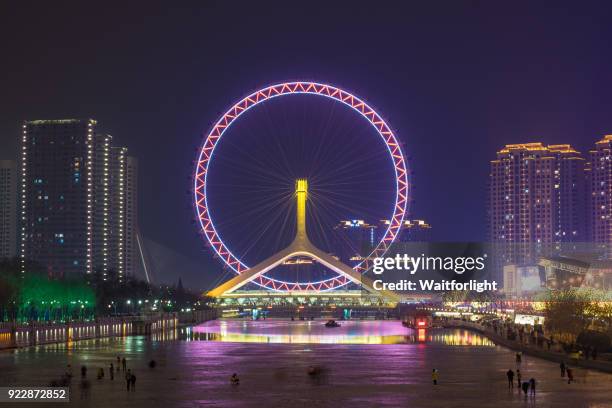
[{"x1": 206, "y1": 179, "x2": 400, "y2": 305}]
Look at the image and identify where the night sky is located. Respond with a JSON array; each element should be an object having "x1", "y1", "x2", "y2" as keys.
[{"x1": 1, "y1": 1, "x2": 612, "y2": 290}]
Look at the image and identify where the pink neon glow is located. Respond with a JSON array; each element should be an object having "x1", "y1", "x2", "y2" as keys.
[{"x1": 194, "y1": 81, "x2": 409, "y2": 291}]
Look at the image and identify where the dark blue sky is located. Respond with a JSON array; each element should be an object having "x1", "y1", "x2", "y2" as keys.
[{"x1": 1, "y1": 1, "x2": 611, "y2": 290}]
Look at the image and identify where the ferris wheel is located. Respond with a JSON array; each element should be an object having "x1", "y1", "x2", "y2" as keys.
[{"x1": 194, "y1": 82, "x2": 409, "y2": 292}]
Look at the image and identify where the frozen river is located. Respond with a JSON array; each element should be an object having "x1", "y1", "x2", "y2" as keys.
[{"x1": 2, "y1": 319, "x2": 611, "y2": 407}]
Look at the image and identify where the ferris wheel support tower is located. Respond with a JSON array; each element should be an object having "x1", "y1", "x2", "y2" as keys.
[{"x1": 207, "y1": 179, "x2": 399, "y2": 302}]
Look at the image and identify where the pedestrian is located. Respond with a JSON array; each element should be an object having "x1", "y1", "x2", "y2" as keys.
[
  {"x1": 230, "y1": 373, "x2": 240, "y2": 385},
  {"x1": 521, "y1": 381, "x2": 529, "y2": 397},
  {"x1": 529, "y1": 378, "x2": 536, "y2": 396},
  {"x1": 65, "y1": 365, "x2": 73, "y2": 380},
  {"x1": 506, "y1": 369, "x2": 514, "y2": 389},
  {"x1": 516, "y1": 369, "x2": 521, "y2": 389},
  {"x1": 81, "y1": 365, "x2": 87, "y2": 379},
  {"x1": 560, "y1": 361, "x2": 566, "y2": 377},
  {"x1": 432, "y1": 369, "x2": 438, "y2": 385},
  {"x1": 122, "y1": 357, "x2": 127, "y2": 371},
  {"x1": 567, "y1": 368, "x2": 573, "y2": 384},
  {"x1": 80, "y1": 379, "x2": 90, "y2": 400},
  {"x1": 130, "y1": 373, "x2": 136, "y2": 391},
  {"x1": 125, "y1": 369, "x2": 132, "y2": 391},
  {"x1": 109, "y1": 363, "x2": 114, "y2": 380},
  {"x1": 515, "y1": 352, "x2": 522, "y2": 365}
]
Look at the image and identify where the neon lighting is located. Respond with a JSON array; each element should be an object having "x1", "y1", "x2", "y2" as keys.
[
  {"x1": 194, "y1": 81, "x2": 409, "y2": 291},
  {"x1": 207, "y1": 179, "x2": 399, "y2": 300}
]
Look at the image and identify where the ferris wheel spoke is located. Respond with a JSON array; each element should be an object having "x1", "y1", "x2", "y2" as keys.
[
  {"x1": 232, "y1": 200, "x2": 294, "y2": 262},
  {"x1": 212, "y1": 193, "x2": 293, "y2": 232}
]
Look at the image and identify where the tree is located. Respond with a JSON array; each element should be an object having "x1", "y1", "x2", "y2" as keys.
[
  {"x1": 0, "y1": 258, "x2": 21, "y2": 321},
  {"x1": 543, "y1": 289, "x2": 592, "y2": 343}
]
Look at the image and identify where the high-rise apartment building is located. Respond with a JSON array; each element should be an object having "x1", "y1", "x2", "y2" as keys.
[
  {"x1": 108, "y1": 149, "x2": 139, "y2": 281},
  {"x1": 20, "y1": 119, "x2": 94, "y2": 276},
  {"x1": 489, "y1": 143, "x2": 585, "y2": 267},
  {"x1": 20, "y1": 119, "x2": 136, "y2": 279},
  {"x1": 0, "y1": 160, "x2": 17, "y2": 259},
  {"x1": 125, "y1": 156, "x2": 139, "y2": 278},
  {"x1": 91, "y1": 133, "x2": 112, "y2": 277},
  {"x1": 587, "y1": 135, "x2": 612, "y2": 257}
]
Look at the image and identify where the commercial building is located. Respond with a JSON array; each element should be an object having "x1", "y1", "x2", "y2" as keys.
[
  {"x1": 502, "y1": 264, "x2": 543, "y2": 298},
  {"x1": 540, "y1": 255, "x2": 612, "y2": 290}
]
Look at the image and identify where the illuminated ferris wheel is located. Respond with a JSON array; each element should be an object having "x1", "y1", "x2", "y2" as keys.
[{"x1": 194, "y1": 82, "x2": 409, "y2": 293}]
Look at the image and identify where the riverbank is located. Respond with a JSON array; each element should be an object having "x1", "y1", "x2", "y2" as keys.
[
  {"x1": 443, "y1": 320, "x2": 612, "y2": 374},
  {"x1": 0, "y1": 309, "x2": 216, "y2": 350}
]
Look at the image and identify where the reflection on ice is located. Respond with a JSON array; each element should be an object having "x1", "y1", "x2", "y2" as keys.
[{"x1": 188, "y1": 319, "x2": 495, "y2": 346}]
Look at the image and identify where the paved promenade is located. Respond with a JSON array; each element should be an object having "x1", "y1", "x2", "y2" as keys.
[{"x1": 1, "y1": 322, "x2": 611, "y2": 407}]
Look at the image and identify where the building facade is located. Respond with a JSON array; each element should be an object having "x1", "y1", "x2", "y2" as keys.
[
  {"x1": 20, "y1": 119, "x2": 94, "y2": 277},
  {"x1": 20, "y1": 119, "x2": 136, "y2": 279},
  {"x1": 587, "y1": 135, "x2": 612, "y2": 258},
  {"x1": 489, "y1": 143, "x2": 585, "y2": 268},
  {"x1": 91, "y1": 133, "x2": 112, "y2": 277},
  {"x1": 125, "y1": 156, "x2": 139, "y2": 279},
  {"x1": 0, "y1": 160, "x2": 17, "y2": 259},
  {"x1": 108, "y1": 149, "x2": 139, "y2": 281}
]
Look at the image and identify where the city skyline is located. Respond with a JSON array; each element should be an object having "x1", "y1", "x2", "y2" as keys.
[{"x1": 3, "y1": 117, "x2": 610, "y2": 290}]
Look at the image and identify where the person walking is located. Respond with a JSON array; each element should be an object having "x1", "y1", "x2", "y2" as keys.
[
  {"x1": 560, "y1": 361, "x2": 566, "y2": 377},
  {"x1": 121, "y1": 357, "x2": 127, "y2": 372},
  {"x1": 130, "y1": 373, "x2": 136, "y2": 391},
  {"x1": 516, "y1": 369, "x2": 521, "y2": 389},
  {"x1": 529, "y1": 378, "x2": 536, "y2": 396},
  {"x1": 65, "y1": 365, "x2": 73, "y2": 382},
  {"x1": 567, "y1": 368, "x2": 574, "y2": 384},
  {"x1": 125, "y1": 369, "x2": 132, "y2": 391},
  {"x1": 81, "y1": 365, "x2": 87, "y2": 379},
  {"x1": 80, "y1": 379, "x2": 90, "y2": 400},
  {"x1": 506, "y1": 369, "x2": 514, "y2": 389},
  {"x1": 109, "y1": 363, "x2": 114, "y2": 380},
  {"x1": 521, "y1": 381, "x2": 529, "y2": 397},
  {"x1": 431, "y1": 369, "x2": 438, "y2": 385}
]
